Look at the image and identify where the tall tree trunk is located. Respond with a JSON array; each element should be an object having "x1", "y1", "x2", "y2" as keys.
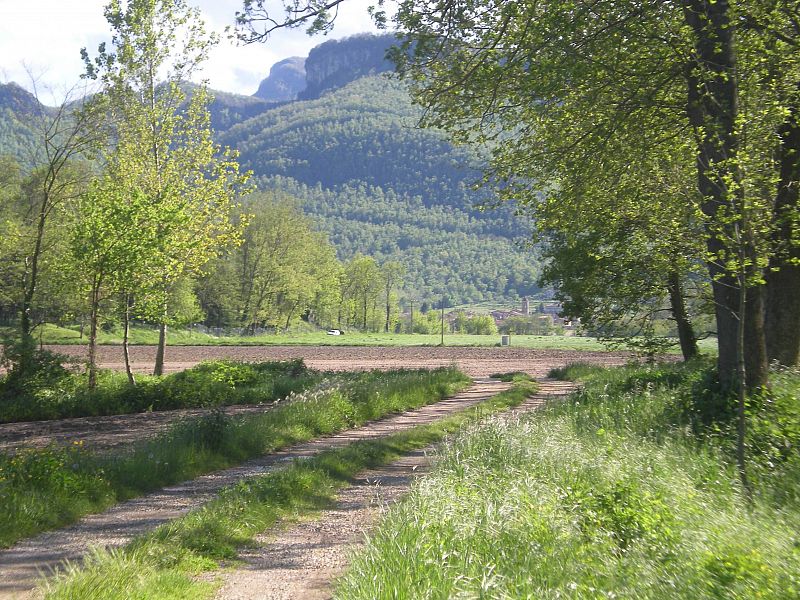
[
  {"x1": 153, "y1": 295, "x2": 168, "y2": 376},
  {"x1": 18, "y1": 191, "x2": 49, "y2": 375},
  {"x1": 765, "y1": 100, "x2": 800, "y2": 366},
  {"x1": 735, "y1": 265, "x2": 752, "y2": 499},
  {"x1": 88, "y1": 282, "x2": 100, "y2": 391},
  {"x1": 744, "y1": 283, "x2": 768, "y2": 390},
  {"x1": 682, "y1": 0, "x2": 768, "y2": 390},
  {"x1": 154, "y1": 322, "x2": 167, "y2": 376},
  {"x1": 666, "y1": 271, "x2": 698, "y2": 361},
  {"x1": 123, "y1": 293, "x2": 136, "y2": 386}
]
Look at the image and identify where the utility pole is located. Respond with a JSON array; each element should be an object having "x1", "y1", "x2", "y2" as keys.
[
  {"x1": 440, "y1": 296, "x2": 445, "y2": 346},
  {"x1": 409, "y1": 299, "x2": 414, "y2": 334}
]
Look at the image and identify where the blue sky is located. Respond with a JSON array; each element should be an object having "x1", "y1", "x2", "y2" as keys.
[{"x1": 0, "y1": 0, "x2": 380, "y2": 99}]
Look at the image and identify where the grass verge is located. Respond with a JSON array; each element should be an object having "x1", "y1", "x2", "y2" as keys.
[
  {"x1": 336, "y1": 361, "x2": 800, "y2": 599},
  {"x1": 8, "y1": 322, "x2": 722, "y2": 352},
  {"x1": 41, "y1": 378, "x2": 538, "y2": 600},
  {"x1": 0, "y1": 367, "x2": 470, "y2": 548}
]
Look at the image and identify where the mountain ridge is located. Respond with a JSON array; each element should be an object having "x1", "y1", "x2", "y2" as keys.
[{"x1": 0, "y1": 33, "x2": 539, "y2": 304}]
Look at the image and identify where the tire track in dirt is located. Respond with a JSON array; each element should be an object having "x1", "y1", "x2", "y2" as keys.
[
  {"x1": 0, "y1": 379, "x2": 510, "y2": 600},
  {"x1": 214, "y1": 379, "x2": 578, "y2": 600}
]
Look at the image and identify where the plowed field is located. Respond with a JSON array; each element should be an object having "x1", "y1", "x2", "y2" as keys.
[{"x1": 47, "y1": 344, "x2": 631, "y2": 378}]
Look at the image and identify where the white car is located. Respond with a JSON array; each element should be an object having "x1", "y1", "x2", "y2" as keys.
[{"x1": 326, "y1": 329, "x2": 343, "y2": 336}]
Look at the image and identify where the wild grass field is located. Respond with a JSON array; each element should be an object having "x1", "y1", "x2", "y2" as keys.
[{"x1": 337, "y1": 361, "x2": 800, "y2": 599}]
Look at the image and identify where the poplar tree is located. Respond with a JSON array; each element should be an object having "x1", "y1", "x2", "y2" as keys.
[{"x1": 83, "y1": 0, "x2": 248, "y2": 376}]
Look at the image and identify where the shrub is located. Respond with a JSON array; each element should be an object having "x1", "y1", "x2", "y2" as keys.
[{"x1": 0, "y1": 359, "x2": 317, "y2": 423}]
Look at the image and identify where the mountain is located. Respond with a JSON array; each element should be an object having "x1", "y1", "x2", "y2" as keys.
[
  {"x1": 0, "y1": 83, "x2": 49, "y2": 168},
  {"x1": 205, "y1": 88, "x2": 274, "y2": 132},
  {"x1": 220, "y1": 69, "x2": 538, "y2": 302},
  {"x1": 0, "y1": 82, "x2": 41, "y2": 115},
  {"x1": 299, "y1": 33, "x2": 396, "y2": 100},
  {"x1": 253, "y1": 57, "x2": 306, "y2": 102},
  {"x1": 0, "y1": 34, "x2": 541, "y2": 304}
]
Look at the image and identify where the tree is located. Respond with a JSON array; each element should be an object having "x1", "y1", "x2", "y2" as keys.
[
  {"x1": 230, "y1": 193, "x2": 341, "y2": 332},
  {"x1": 381, "y1": 260, "x2": 405, "y2": 332},
  {"x1": 390, "y1": 1, "x2": 800, "y2": 387},
  {"x1": 343, "y1": 255, "x2": 383, "y2": 331},
  {"x1": 3, "y1": 82, "x2": 98, "y2": 382},
  {"x1": 84, "y1": 0, "x2": 248, "y2": 376},
  {"x1": 235, "y1": 0, "x2": 800, "y2": 384},
  {"x1": 71, "y1": 180, "x2": 154, "y2": 387}
]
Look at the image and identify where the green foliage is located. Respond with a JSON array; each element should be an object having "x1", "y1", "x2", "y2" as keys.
[
  {"x1": 450, "y1": 311, "x2": 498, "y2": 335},
  {"x1": 0, "y1": 366, "x2": 470, "y2": 549},
  {"x1": 0, "y1": 359, "x2": 314, "y2": 423},
  {"x1": 218, "y1": 73, "x2": 540, "y2": 304}
]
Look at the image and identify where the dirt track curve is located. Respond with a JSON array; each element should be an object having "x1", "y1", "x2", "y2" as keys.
[
  {"x1": 214, "y1": 379, "x2": 577, "y2": 600},
  {"x1": 1, "y1": 346, "x2": 627, "y2": 455}
]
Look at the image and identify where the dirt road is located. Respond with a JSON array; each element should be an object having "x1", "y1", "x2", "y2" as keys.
[{"x1": 0, "y1": 379, "x2": 515, "y2": 599}]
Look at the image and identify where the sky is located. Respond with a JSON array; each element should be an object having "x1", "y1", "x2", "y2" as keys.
[{"x1": 0, "y1": 0, "x2": 380, "y2": 100}]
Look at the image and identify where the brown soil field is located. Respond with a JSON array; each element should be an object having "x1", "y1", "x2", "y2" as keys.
[{"x1": 46, "y1": 344, "x2": 632, "y2": 378}]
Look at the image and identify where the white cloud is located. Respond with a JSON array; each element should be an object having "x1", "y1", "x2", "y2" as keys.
[{"x1": 0, "y1": 0, "x2": 383, "y2": 97}]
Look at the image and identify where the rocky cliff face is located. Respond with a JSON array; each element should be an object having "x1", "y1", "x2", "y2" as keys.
[
  {"x1": 299, "y1": 34, "x2": 398, "y2": 100},
  {"x1": 0, "y1": 82, "x2": 43, "y2": 115},
  {"x1": 253, "y1": 57, "x2": 306, "y2": 102}
]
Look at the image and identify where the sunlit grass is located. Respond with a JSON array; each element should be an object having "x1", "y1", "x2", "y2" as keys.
[
  {"x1": 41, "y1": 378, "x2": 537, "y2": 600},
  {"x1": 336, "y1": 362, "x2": 800, "y2": 599},
  {"x1": 13, "y1": 322, "x2": 719, "y2": 353},
  {"x1": 0, "y1": 367, "x2": 470, "y2": 548}
]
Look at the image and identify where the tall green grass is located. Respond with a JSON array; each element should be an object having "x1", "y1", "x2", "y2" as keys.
[
  {"x1": 337, "y1": 362, "x2": 800, "y2": 599},
  {"x1": 0, "y1": 367, "x2": 470, "y2": 548},
  {"x1": 42, "y1": 378, "x2": 538, "y2": 600}
]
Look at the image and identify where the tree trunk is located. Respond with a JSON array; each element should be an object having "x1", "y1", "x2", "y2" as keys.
[
  {"x1": 735, "y1": 267, "x2": 752, "y2": 500},
  {"x1": 765, "y1": 100, "x2": 800, "y2": 366},
  {"x1": 666, "y1": 271, "x2": 698, "y2": 361},
  {"x1": 744, "y1": 283, "x2": 768, "y2": 390},
  {"x1": 123, "y1": 293, "x2": 136, "y2": 386},
  {"x1": 88, "y1": 283, "x2": 100, "y2": 390},
  {"x1": 18, "y1": 190, "x2": 49, "y2": 376},
  {"x1": 154, "y1": 321, "x2": 167, "y2": 376},
  {"x1": 682, "y1": 0, "x2": 768, "y2": 390}
]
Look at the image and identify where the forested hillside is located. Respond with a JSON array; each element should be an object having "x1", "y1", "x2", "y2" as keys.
[
  {"x1": 0, "y1": 83, "x2": 47, "y2": 168},
  {"x1": 220, "y1": 71, "x2": 538, "y2": 303},
  {"x1": 0, "y1": 35, "x2": 540, "y2": 305}
]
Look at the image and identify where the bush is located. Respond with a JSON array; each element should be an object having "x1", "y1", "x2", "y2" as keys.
[{"x1": 0, "y1": 359, "x2": 318, "y2": 423}]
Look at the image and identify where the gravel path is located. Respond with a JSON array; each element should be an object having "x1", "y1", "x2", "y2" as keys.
[
  {"x1": 0, "y1": 379, "x2": 511, "y2": 600},
  {"x1": 214, "y1": 379, "x2": 578, "y2": 600}
]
